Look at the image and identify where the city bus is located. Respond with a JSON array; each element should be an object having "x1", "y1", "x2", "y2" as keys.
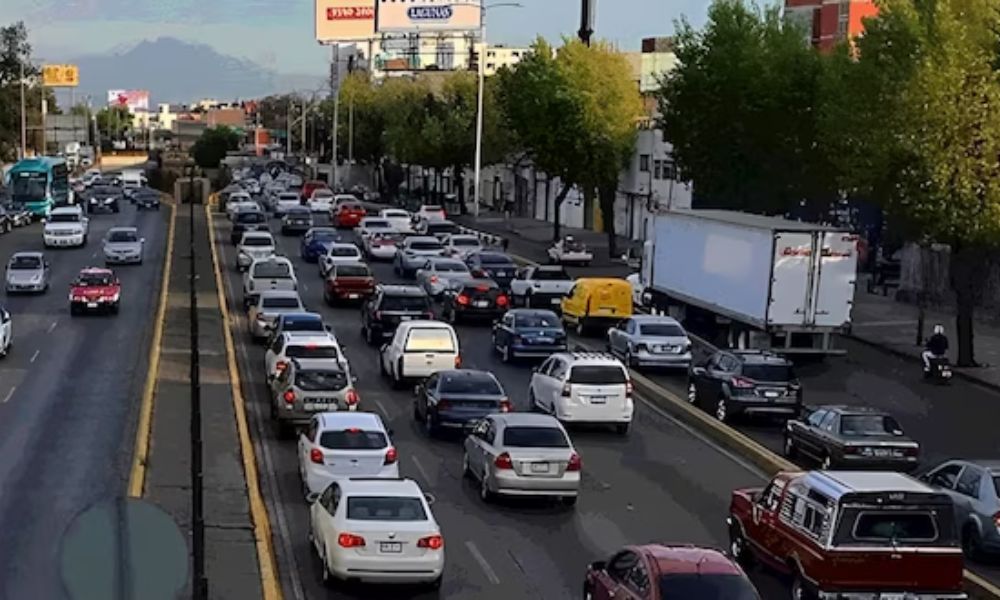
[{"x1": 4, "y1": 157, "x2": 71, "y2": 218}]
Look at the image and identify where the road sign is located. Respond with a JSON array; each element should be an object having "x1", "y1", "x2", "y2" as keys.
[{"x1": 42, "y1": 64, "x2": 79, "y2": 87}]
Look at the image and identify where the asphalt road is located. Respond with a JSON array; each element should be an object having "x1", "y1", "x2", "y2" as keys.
[
  {"x1": 0, "y1": 202, "x2": 169, "y2": 599},
  {"x1": 213, "y1": 212, "x2": 792, "y2": 600}
]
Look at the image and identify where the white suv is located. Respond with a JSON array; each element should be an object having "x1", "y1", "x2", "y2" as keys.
[
  {"x1": 297, "y1": 412, "x2": 399, "y2": 501},
  {"x1": 528, "y1": 352, "x2": 634, "y2": 434},
  {"x1": 43, "y1": 206, "x2": 89, "y2": 248},
  {"x1": 0, "y1": 306, "x2": 12, "y2": 358}
]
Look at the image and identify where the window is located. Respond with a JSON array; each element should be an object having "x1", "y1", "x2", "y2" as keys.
[
  {"x1": 346, "y1": 496, "x2": 427, "y2": 521},
  {"x1": 758, "y1": 481, "x2": 783, "y2": 512},
  {"x1": 320, "y1": 483, "x2": 340, "y2": 515},
  {"x1": 334, "y1": 264, "x2": 371, "y2": 278},
  {"x1": 955, "y1": 467, "x2": 983, "y2": 498},
  {"x1": 928, "y1": 463, "x2": 963, "y2": 489},
  {"x1": 242, "y1": 236, "x2": 273, "y2": 247},
  {"x1": 549, "y1": 359, "x2": 568, "y2": 380},
  {"x1": 261, "y1": 297, "x2": 301, "y2": 309},
  {"x1": 439, "y1": 372, "x2": 502, "y2": 395},
  {"x1": 639, "y1": 154, "x2": 650, "y2": 173},
  {"x1": 502, "y1": 426, "x2": 569, "y2": 448},
  {"x1": 654, "y1": 160, "x2": 662, "y2": 179},
  {"x1": 514, "y1": 313, "x2": 559, "y2": 329},
  {"x1": 319, "y1": 430, "x2": 387, "y2": 450},
  {"x1": 819, "y1": 412, "x2": 838, "y2": 432},
  {"x1": 478, "y1": 254, "x2": 515, "y2": 266},
  {"x1": 789, "y1": 493, "x2": 829, "y2": 540},
  {"x1": 280, "y1": 316, "x2": 324, "y2": 333},
  {"x1": 404, "y1": 328, "x2": 456, "y2": 352},
  {"x1": 661, "y1": 160, "x2": 677, "y2": 180},
  {"x1": 410, "y1": 240, "x2": 444, "y2": 251},
  {"x1": 532, "y1": 268, "x2": 570, "y2": 281},
  {"x1": 741, "y1": 364, "x2": 794, "y2": 382},
  {"x1": 108, "y1": 230, "x2": 139, "y2": 243},
  {"x1": 639, "y1": 323, "x2": 685, "y2": 337},
  {"x1": 286, "y1": 345, "x2": 340, "y2": 360},
  {"x1": 381, "y1": 295, "x2": 430, "y2": 312},
  {"x1": 296, "y1": 370, "x2": 348, "y2": 392},
  {"x1": 994, "y1": 475, "x2": 1000, "y2": 499},
  {"x1": 569, "y1": 366, "x2": 628, "y2": 384},
  {"x1": 853, "y1": 511, "x2": 938, "y2": 543},
  {"x1": 484, "y1": 420, "x2": 497, "y2": 444},
  {"x1": 840, "y1": 414, "x2": 903, "y2": 436},
  {"x1": 9, "y1": 255, "x2": 42, "y2": 270},
  {"x1": 659, "y1": 574, "x2": 760, "y2": 600},
  {"x1": 328, "y1": 247, "x2": 360, "y2": 257},
  {"x1": 806, "y1": 409, "x2": 828, "y2": 428},
  {"x1": 252, "y1": 262, "x2": 292, "y2": 278}
]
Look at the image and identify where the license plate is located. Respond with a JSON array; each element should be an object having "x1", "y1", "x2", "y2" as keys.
[
  {"x1": 475, "y1": 300, "x2": 489, "y2": 308},
  {"x1": 530, "y1": 463, "x2": 550, "y2": 473},
  {"x1": 348, "y1": 293, "x2": 359, "y2": 299},
  {"x1": 551, "y1": 297, "x2": 561, "y2": 304},
  {"x1": 764, "y1": 391, "x2": 779, "y2": 398},
  {"x1": 879, "y1": 594, "x2": 905, "y2": 600},
  {"x1": 379, "y1": 542, "x2": 402, "y2": 553},
  {"x1": 589, "y1": 396, "x2": 607, "y2": 404},
  {"x1": 497, "y1": 271, "x2": 507, "y2": 277},
  {"x1": 400, "y1": 316, "x2": 412, "y2": 321},
  {"x1": 537, "y1": 337, "x2": 553, "y2": 344},
  {"x1": 873, "y1": 449, "x2": 893, "y2": 457},
  {"x1": 87, "y1": 302, "x2": 98, "y2": 308},
  {"x1": 304, "y1": 401, "x2": 332, "y2": 411}
]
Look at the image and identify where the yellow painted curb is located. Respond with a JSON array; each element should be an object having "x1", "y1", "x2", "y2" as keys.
[
  {"x1": 205, "y1": 205, "x2": 284, "y2": 600},
  {"x1": 127, "y1": 201, "x2": 177, "y2": 498}
]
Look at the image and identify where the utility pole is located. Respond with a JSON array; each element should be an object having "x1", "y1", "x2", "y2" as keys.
[
  {"x1": 286, "y1": 100, "x2": 292, "y2": 155},
  {"x1": 301, "y1": 96, "x2": 307, "y2": 159},
  {"x1": 472, "y1": 9, "x2": 486, "y2": 218},
  {"x1": 348, "y1": 97, "x2": 354, "y2": 166},
  {"x1": 19, "y1": 59, "x2": 26, "y2": 159},
  {"x1": 331, "y1": 44, "x2": 341, "y2": 189},
  {"x1": 579, "y1": 0, "x2": 595, "y2": 46},
  {"x1": 41, "y1": 92, "x2": 48, "y2": 155}
]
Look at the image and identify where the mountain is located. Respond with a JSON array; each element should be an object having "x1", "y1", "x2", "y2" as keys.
[{"x1": 70, "y1": 37, "x2": 325, "y2": 105}]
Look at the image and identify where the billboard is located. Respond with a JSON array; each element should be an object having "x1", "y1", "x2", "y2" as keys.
[
  {"x1": 316, "y1": 0, "x2": 376, "y2": 42},
  {"x1": 107, "y1": 89, "x2": 150, "y2": 111},
  {"x1": 376, "y1": 0, "x2": 481, "y2": 33},
  {"x1": 42, "y1": 64, "x2": 79, "y2": 87}
]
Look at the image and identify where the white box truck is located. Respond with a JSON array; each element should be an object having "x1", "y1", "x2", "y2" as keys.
[{"x1": 638, "y1": 210, "x2": 857, "y2": 355}]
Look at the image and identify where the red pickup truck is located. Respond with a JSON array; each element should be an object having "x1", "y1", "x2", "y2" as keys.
[
  {"x1": 69, "y1": 267, "x2": 121, "y2": 315},
  {"x1": 728, "y1": 470, "x2": 967, "y2": 600}
]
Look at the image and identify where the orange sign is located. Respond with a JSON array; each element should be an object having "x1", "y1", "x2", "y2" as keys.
[
  {"x1": 42, "y1": 64, "x2": 79, "y2": 87},
  {"x1": 316, "y1": 0, "x2": 376, "y2": 42}
]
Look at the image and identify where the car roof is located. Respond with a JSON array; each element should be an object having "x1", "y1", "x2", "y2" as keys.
[
  {"x1": 381, "y1": 209, "x2": 408, "y2": 215},
  {"x1": 379, "y1": 285, "x2": 427, "y2": 296},
  {"x1": 278, "y1": 312, "x2": 322, "y2": 322},
  {"x1": 258, "y1": 290, "x2": 300, "y2": 300},
  {"x1": 434, "y1": 369, "x2": 495, "y2": 380},
  {"x1": 729, "y1": 350, "x2": 790, "y2": 365},
  {"x1": 251, "y1": 256, "x2": 292, "y2": 266},
  {"x1": 242, "y1": 231, "x2": 273, "y2": 239},
  {"x1": 492, "y1": 413, "x2": 563, "y2": 428},
  {"x1": 461, "y1": 279, "x2": 499, "y2": 289},
  {"x1": 508, "y1": 309, "x2": 559, "y2": 318},
  {"x1": 281, "y1": 332, "x2": 336, "y2": 345},
  {"x1": 552, "y1": 351, "x2": 625, "y2": 367},
  {"x1": 399, "y1": 320, "x2": 452, "y2": 329},
  {"x1": 329, "y1": 242, "x2": 357, "y2": 248},
  {"x1": 79, "y1": 267, "x2": 113, "y2": 275},
  {"x1": 407, "y1": 236, "x2": 440, "y2": 243},
  {"x1": 10, "y1": 251, "x2": 44, "y2": 259},
  {"x1": 337, "y1": 477, "x2": 424, "y2": 497},
  {"x1": 318, "y1": 412, "x2": 387, "y2": 431},
  {"x1": 630, "y1": 314, "x2": 682, "y2": 326},
  {"x1": 813, "y1": 405, "x2": 888, "y2": 416},
  {"x1": 800, "y1": 470, "x2": 935, "y2": 497},
  {"x1": 51, "y1": 206, "x2": 82, "y2": 214},
  {"x1": 635, "y1": 545, "x2": 742, "y2": 576}
]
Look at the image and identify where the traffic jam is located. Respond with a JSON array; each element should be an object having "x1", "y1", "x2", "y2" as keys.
[{"x1": 214, "y1": 165, "x2": 983, "y2": 600}]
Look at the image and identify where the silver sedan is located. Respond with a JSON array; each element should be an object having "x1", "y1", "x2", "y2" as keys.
[
  {"x1": 248, "y1": 290, "x2": 306, "y2": 340},
  {"x1": 103, "y1": 227, "x2": 145, "y2": 265},
  {"x1": 415, "y1": 258, "x2": 475, "y2": 299},
  {"x1": 5, "y1": 252, "x2": 50, "y2": 294},
  {"x1": 607, "y1": 314, "x2": 692, "y2": 369},
  {"x1": 463, "y1": 413, "x2": 581, "y2": 507}
]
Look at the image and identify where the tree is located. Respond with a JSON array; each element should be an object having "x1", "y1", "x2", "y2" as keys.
[
  {"x1": 190, "y1": 126, "x2": 240, "y2": 169},
  {"x1": 96, "y1": 105, "x2": 132, "y2": 140},
  {"x1": 657, "y1": 0, "x2": 837, "y2": 215},
  {"x1": 0, "y1": 22, "x2": 35, "y2": 161},
  {"x1": 825, "y1": 0, "x2": 1000, "y2": 365}
]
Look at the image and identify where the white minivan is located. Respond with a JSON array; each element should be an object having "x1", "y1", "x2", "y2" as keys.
[
  {"x1": 379, "y1": 321, "x2": 460, "y2": 389},
  {"x1": 528, "y1": 352, "x2": 634, "y2": 434}
]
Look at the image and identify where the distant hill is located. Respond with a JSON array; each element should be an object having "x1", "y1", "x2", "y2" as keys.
[{"x1": 71, "y1": 37, "x2": 325, "y2": 106}]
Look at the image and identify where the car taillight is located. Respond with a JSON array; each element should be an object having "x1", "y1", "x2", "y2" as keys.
[
  {"x1": 436, "y1": 400, "x2": 450, "y2": 411},
  {"x1": 310, "y1": 448, "x2": 324, "y2": 464},
  {"x1": 561, "y1": 383, "x2": 572, "y2": 397},
  {"x1": 374, "y1": 311, "x2": 382, "y2": 320},
  {"x1": 494, "y1": 452, "x2": 513, "y2": 469},
  {"x1": 417, "y1": 535, "x2": 444, "y2": 550},
  {"x1": 276, "y1": 361, "x2": 288, "y2": 373},
  {"x1": 730, "y1": 376, "x2": 755, "y2": 389},
  {"x1": 456, "y1": 294, "x2": 470, "y2": 306},
  {"x1": 337, "y1": 533, "x2": 366, "y2": 548},
  {"x1": 384, "y1": 447, "x2": 398, "y2": 465},
  {"x1": 430, "y1": 275, "x2": 439, "y2": 284},
  {"x1": 496, "y1": 294, "x2": 509, "y2": 307},
  {"x1": 566, "y1": 452, "x2": 582, "y2": 472},
  {"x1": 345, "y1": 389, "x2": 359, "y2": 406},
  {"x1": 903, "y1": 446, "x2": 920, "y2": 457},
  {"x1": 454, "y1": 355, "x2": 462, "y2": 368},
  {"x1": 283, "y1": 390, "x2": 295, "y2": 405},
  {"x1": 993, "y1": 512, "x2": 1000, "y2": 530},
  {"x1": 499, "y1": 398, "x2": 512, "y2": 413},
  {"x1": 625, "y1": 381, "x2": 633, "y2": 396}
]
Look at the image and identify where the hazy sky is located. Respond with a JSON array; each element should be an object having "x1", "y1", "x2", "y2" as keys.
[{"x1": 16, "y1": 0, "x2": 710, "y2": 74}]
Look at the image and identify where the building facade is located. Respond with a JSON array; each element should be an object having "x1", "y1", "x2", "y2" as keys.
[
  {"x1": 370, "y1": 33, "x2": 528, "y2": 79},
  {"x1": 784, "y1": 0, "x2": 878, "y2": 51}
]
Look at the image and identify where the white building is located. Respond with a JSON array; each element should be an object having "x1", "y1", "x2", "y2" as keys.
[{"x1": 370, "y1": 33, "x2": 528, "y2": 79}]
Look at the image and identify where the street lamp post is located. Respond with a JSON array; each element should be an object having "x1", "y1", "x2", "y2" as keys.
[{"x1": 19, "y1": 59, "x2": 26, "y2": 159}]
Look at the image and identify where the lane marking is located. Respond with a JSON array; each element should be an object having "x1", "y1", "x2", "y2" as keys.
[
  {"x1": 127, "y1": 202, "x2": 176, "y2": 498},
  {"x1": 465, "y1": 541, "x2": 500, "y2": 585},
  {"x1": 91, "y1": 251, "x2": 97, "y2": 258},
  {"x1": 372, "y1": 398, "x2": 391, "y2": 421},
  {"x1": 29, "y1": 350, "x2": 39, "y2": 363},
  {"x1": 410, "y1": 455, "x2": 432, "y2": 485},
  {"x1": 2, "y1": 387, "x2": 15, "y2": 404},
  {"x1": 207, "y1": 206, "x2": 286, "y2": 600},
  {"x1": 47, "y1": 321, "x2": 57, "y2": 333}
]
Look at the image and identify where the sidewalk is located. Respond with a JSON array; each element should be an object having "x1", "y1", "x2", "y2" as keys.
[
  {"x1": 851, "y1": 278, "x2": 1000, "y2": 389},
  {"x1": 144, "y1": 204, "x2": 264, "y2": 599}
]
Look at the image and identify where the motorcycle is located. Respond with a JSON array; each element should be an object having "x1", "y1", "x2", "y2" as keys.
[{"x1": 924, "y1": 355, "x2": 953, "y2": 384}]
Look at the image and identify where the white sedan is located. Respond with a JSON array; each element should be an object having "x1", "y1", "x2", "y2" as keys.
[
  {"x1": 364, "y1": 232, "x2": 403, "y2": 260},
  {"x1": 547, "y1": 236, "x2": 593, "y2": 266},
  {"x1": 318, "y1": 243, "x2": 364, "y2": 278},
  {"x1": 309, "y1": 478, "x2": 444, "y2": 588},
  {"x1": 309, "y1": 190, "x2": 335, "y2": 214},
  {"x1": 297, "y1": 412, "x2": 399, "y2": 501},
  {"x1": 380, "y1": 208, "x2": 413, "y2": 234}
]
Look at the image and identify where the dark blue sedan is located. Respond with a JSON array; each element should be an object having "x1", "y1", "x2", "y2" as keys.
[
  {"x1": 413, "y1": 370, "x2": 511, "y2": 437},
  {"x1": 465, "y1": 251, "x2": 518, "y2": 289},
  {"x1": 299, "y1": 227, "x2": 341, "y2": 262},
  {"x1": 491, "y1": 309, "x2": 567, "y2": 363}
]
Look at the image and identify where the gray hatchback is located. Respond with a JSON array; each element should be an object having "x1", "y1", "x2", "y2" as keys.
[
  {"x1": 269, "y1": 358, "x2": 359, "y2": 437},
  {"x1": 5, "y1": 252, "x2": 50, "y2": 294},
  {"x1": 920, "y1": 459, "x2": 1000, "y2": 560},
  {"x1": 103, "y1": 227, "x2": 144, "y2": 265}
]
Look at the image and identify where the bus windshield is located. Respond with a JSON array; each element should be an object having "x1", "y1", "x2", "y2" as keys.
[{"x1": 10, "y1": 172, "x2": 47, "y2": 202}]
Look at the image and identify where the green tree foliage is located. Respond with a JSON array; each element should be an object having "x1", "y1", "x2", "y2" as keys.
[
  {"x1": 0, "y1": 22, "x2": 40, "y2": 161},
  {"x1": 657, "y1": 0, "x2": 836, "y2": 214},
  {"x1": 190, "y1": 126, "x2": 240, "y2": 169},
  {"x1": 330, "y1": 73, "x2": 386, "y2": 166},
  {"x1": 823, "y1": 0, "x2": 1000, "y2": 365},
  {"x1": 96, "y1": 105, "x2": 132, "y2": 140}
]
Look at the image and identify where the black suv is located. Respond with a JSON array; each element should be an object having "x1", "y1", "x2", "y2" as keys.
[
  {"x1": 687, "y1": 350, "x2": 801, "y2": 423},
  {"x1": 442, "y1": 280, "x2": 510, "y2": 324},
  {"x1": 231, "y1": 209, "x2": 269, "y2": 245},
  {"x1": 360, "y1": 285, "x2": 435, "y2": 345}
]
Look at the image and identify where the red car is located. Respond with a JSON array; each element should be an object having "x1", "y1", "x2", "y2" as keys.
[
  {"x1": 323, "y1": 262, "x2": 375, "y2": 305},
  {"x1": 301, "y1": 180, "x2": 329, "y2": 201},
  {"x1": 332, "y1": 201, "x2": 367, "y2": 229},
  {"x1": 69, "y1": 267, "x2": 121, "y2": 315},
  {"x1": 584, "y1": 544, "x2": 759, "y2": 599}
]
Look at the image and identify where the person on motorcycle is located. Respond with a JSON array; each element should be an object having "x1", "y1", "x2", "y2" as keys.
[{"x1": 922, "y1": 324, "x2": 949, "y2": 372}]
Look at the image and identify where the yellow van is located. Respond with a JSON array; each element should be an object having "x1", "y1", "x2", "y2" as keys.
[{"x1": 561, "y1": 277, "x2": 633, "y2": 335}]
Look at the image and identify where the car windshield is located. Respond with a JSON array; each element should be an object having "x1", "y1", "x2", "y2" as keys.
[
  {"x1": 405, "y1": 328, "x2": 455, "y2": 352},
  {"x1": 853, "y1": 512, "x2": 938, "y2": 542},
  {"x1": 253, "y1": 262, "x2": 292, "y2": 278},
  {"x1": 436, "y1": 262, "x2": 468, "y2": 273},
  {"x1": 242, "y1": 237, "x2": 273, "y2": 247},
  {"x1": 569, "y1": 366, "x2": 627, "y2": 384},
  {"x1": 658, "y1": 574, "x2": 760, "y2": 600},
  {"x1": 9, "y1": 256, "x2": 41, "y2": 270},
  {"x1": 312, "y1": 190, "x2": 333, "y2": 198},
  {"x1": 533, "y1": 268, "x2": 570, "y2": 281},
  {"x1": 237, "y1": 212, "x2": 266, "y2": 224},
  {"x1": 311, "y1": 230, "x2": 338, "y2": 242},
  {"x1": 286, "y1": 209, "x2": 310, "y2": 217},
  {"x1": 427, "y1": 222, "x2": 457, "y2": 232},
  {"x1": 91, "y1": 186, "x2": 118, "y2": 195},
  {"x1": 108, "y1": 231, "x2": 138, "y2": 243},
  {"x1": 340, "y1": 204, "x2": 363, "y2": 211},
  {"x1": 286, "y1": 345, "x2": 339, "y2": 359},
  {"x1": 295, "y1": 370, "x2": 348, "y2": 391},
  {"x1": 261, "y1": 297, "x2": 301, "y2": 309},
  {"x1": 639, "y1": 323, "x2": 686, "y2": 337},
  {"x1": 381, "y1": 295, "x2": 429, "y2": 312},
  {"x1": 329, "y1": 247, "x2": 360, "y2": 257},
  {"x1": 993, "y1": 476, "x2": 1000, "y2": 498},
  {"x1": 279, "y1": 194, "x2": 299, "y2": 201},
  {"x1": 742, "y1": 364, "x2": 794, "y2": 382},
  {"x1": 384, "y1": 211, "x2": 408, "y2": 218},
  {"x1": 840, "y1": 414, "x2": 903, "y2": 436},
  {"x1": 335, "y1": 265, "x2": 371, "y2": 278},
  {"x1": 503, "y1": 426, "x2": 569, "y2": 448},
  {"x1": 364, "y1": 220, "x2": 391, "y2": 228},
  {"x1": 77, "y1": 273, "x2": 113, "y2": 286},
  {"x1": 452, "y1": 238, "x2": 480, "y2": 247},
  {"x1": 411, "y1": 240, "x2": 443, "y2": 251},
  {"x1": 479, "y1": 254, "x2": 514, "y2": 266},
  {"x1": 49, "y1": 213, "x2": 80, "y2": 223},
  {"x1": 563, "y1": 239, "x2": 585, "y2": 251},
  {"x1": 319, "y1": 429, "x2": 387, "y2": 450},
  {"x1": 439, "y1": 373, "x2": 502, "y2": 395},
  {"x1": 515, "y1": 313, "x2": 560, "y2": 328},
  {"x1": 280, "y1": 317, "x2": 324, "y2": 332},
  {"x1": 421, "y1": 206, "x2": 443, "y2": 213},
  {"x1": 346, "y1": 497, "x2": 427, "y2": 521}
]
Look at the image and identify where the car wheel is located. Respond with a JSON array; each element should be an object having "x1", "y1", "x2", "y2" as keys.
[
  {"x1": 715, "y1": 397, "x2": 729, "y2": 423},
  {"x1": 323, "y1": 289, "x2": 333, "y2": 306},
  {"x1": 320, "y1": 545, "x2": 335, "y2": 588},
  {"x1": 426, "y1": 575, "x2": 443, "y2": 591},
  {"x1": 820, "y1": 454, "x2": 833, "y2": 470},
  {"x1": 686, "y1": 382, "x2": 698, "y2": 404},
  {"x1": 729, "y1": 523, "x2": 754, "y2": 568},
  {"x1": 624, "y1": 350, "x2": 635, "y2": 369},
  {"x1": 790, "y1": 569, "x2": 814, "y2": 600},
  {"x1": 413, "y1": 401, "x2": 423, "y2": 421},
  {"x1": 963, "y1": 525, "x2": 984, "y2": 560},
  {"x1": 479, "y1": 472, "x2": 495, "y2": 503},
  {"x1": 500, "y1": 344, "x2": 511, "y2": 363},
  {"x1": 559, "y1": 496, "x2": 577, "y2": 508},
  {"x1": 615, "y1": 422, "x2": 631, "y2": 436},
  {"x1": 364, "y1": 325, "x2": 375, "y2": 346},
  {"x1": 378, "y1": 354, "x2": 387, "y2": 376},
  {"x1": 424, "y1": 414, "x2": 436, "y2": 437},
  {"x1": 529, "y1": 390, "x2": 542, "y2": 413},
  {"x1": 392, "y1": 359, "x2": 405, "y2": 390},
  {"x1": 784, "y1": 435, "x2": 798, "y2": 459},
  {"x1": 462, "y1": 452, "x2": 473, "y2": 479},
  {"x1": 575, "y1": 319, "x2": 586, "y2": 337}
]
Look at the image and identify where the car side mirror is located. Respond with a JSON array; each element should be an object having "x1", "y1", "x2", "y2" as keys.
[
  {"x1": 531, "y1": 366, "x2": 539, "y2": 373},
  {"x1": 325, "y1": 324, "x2": 333, "y2": 333},
  {"x1": 589, "y1": 560, "x2": 606, "y2": 572},
  {"x1": 379, "y1": 343, "x2": 389, "y2": 354}
]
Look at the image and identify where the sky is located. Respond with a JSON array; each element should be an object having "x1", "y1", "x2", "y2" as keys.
[{"x1": 15, "y1": 0, "x2": 710, "y2": 75}]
